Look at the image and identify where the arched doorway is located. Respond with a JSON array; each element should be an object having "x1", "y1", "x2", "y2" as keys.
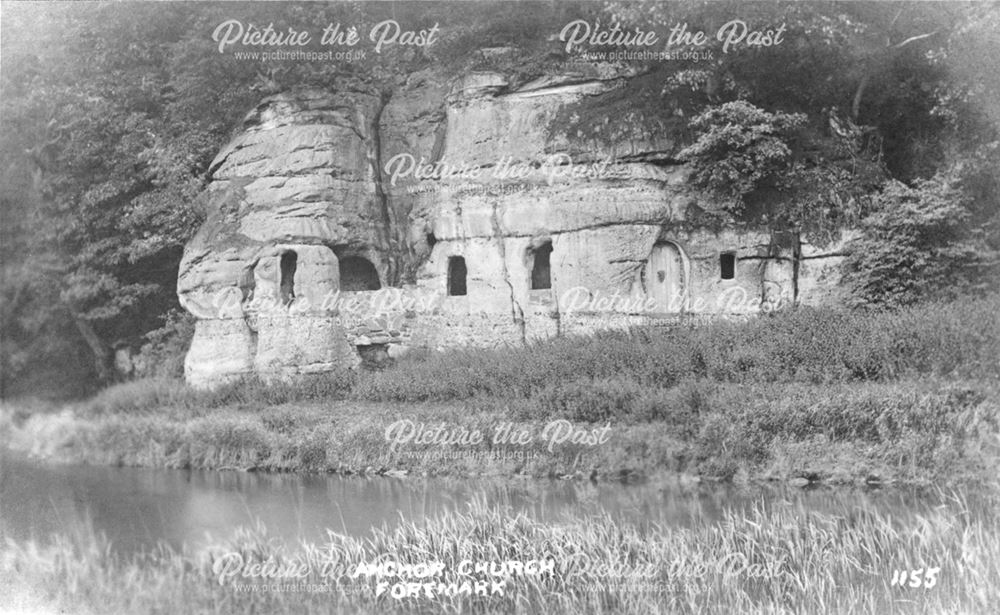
[
  {"x1": 338, "y1": 256, "x2": 381, "y2": 291},
  {"x1": 644, "y1": 242, "x2": 685, "y2": 312}
]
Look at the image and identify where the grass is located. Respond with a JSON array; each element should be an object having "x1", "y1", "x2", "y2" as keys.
[
  {"x1": 1, "y1": 492, "x2": 997, "y2": 614},
  {"x1": 349, "y1": 295, "x2": 1000, "y2": 402},
  {"x1": 2, "y1": 295, "x2": 999, "y2": 484},
  {"x1": 71, "y1": 293, "x2": 1000, "y2": 413},
  {"x1": 3, "y1": 378, "x2": 997, "y2": 486}
]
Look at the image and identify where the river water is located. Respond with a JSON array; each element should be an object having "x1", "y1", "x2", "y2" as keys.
[{"x1": 0, "y1": 454, "x2": 942, "y2": 556}]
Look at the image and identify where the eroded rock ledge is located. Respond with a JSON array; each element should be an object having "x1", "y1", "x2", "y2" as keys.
[{"x1": 178, "y1": 68, "x2": 851, "y2": 388}]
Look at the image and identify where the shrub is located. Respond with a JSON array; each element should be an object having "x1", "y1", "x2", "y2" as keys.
[
  {"x1": 630, "y1": 380, "x2": 715, "y2": 437},
  {"x1": 133, "y1": 309, "x2": 196, "y2": 379},
  {"x1": 843, "y1": 177, "x2": 999, "y2": 308},
  {"x1": 82, "y1": 378, "x2": 196, "y2": 416},
  {"x1": 535, "y1": 378, "x2": 644, "y2": 422}
]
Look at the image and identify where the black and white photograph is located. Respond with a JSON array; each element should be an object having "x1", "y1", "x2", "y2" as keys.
[{"x1": 1, "y1": 1, "x2": 998, "y2": 613}]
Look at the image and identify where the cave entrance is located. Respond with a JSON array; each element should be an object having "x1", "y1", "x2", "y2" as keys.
[{"x1": 339, "y1": 256, "x2": 381, "y2": 291}]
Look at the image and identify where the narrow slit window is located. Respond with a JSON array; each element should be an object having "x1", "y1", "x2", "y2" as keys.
[
  {"x1": 447, "y1": 256, "x2": 467, "y2": 296},
  {"x1": 720, "y1": 252, "x2": 736, "y2": 280},
  {"x1": 280, "y1": 251, "x2": 297, "y2": 304},
  {"x1": 530, "y1": 242, "x2": 552, "y2": 290}
]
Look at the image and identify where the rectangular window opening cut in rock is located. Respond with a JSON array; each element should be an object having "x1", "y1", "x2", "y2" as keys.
[
  {"x1": 448, "y1": 256, "x2": 467, "y2": 296},
  {"x1": 720, "y1": 252, "x2": 736, "y2": 280},
  {"x1": 531, "y1": 242, "x2": 553, "y2": 290}
]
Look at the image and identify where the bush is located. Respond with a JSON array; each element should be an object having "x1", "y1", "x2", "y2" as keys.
[
  {"x1": 843, "y1": 177, "x2": 1000, "y2": 308},
  {"x1": 133, "y1": 309, "x2": 196, "y2": 379},
  {"x1": 630, "y1": 380, "x2": 714, "y2": 438},
  {"x1": 83, "y1": 378, "x2": 196, "y2": 416},
  {"x1": 535, "y1": 378, "x2": 645, "y2": 422}
]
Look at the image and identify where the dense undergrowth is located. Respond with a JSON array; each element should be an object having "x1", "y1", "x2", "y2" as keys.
[
  {"x1": 3, "y1": 296, "x2": 999, "y2": 484},
  {"x1": 84, "y1": 294, "x2": 1000, "y2": 412}
]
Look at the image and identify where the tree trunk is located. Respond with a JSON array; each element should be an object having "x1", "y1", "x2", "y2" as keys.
[{"x1": 72, "y1": 314, "x2": 112, "y2": 382}]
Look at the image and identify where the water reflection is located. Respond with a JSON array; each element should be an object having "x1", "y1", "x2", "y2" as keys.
[{"x1": 0, "y1": 454, "x2": 945, "y2": 556}]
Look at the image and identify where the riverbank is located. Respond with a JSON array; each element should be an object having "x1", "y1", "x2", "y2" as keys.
[
  {"x1": 2, "y1": 492, "x2": 997, "y2": 614},
  {"x1": 2, "y1": 297, "x2": 998, "y2": 486},
  {"x1": 2, "y1": 378, "x2": 999, "y2": 486}
]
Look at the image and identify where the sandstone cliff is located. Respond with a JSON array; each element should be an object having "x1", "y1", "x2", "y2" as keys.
[{"x1": 178, "y1": 64, "x2": 851, "y2": 388}]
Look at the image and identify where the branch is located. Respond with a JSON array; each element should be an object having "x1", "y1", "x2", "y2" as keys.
[
  {"x1": 853, "y1": 30, "x2": 940, "y2": 120},
  {"x1": 851, "y1": 73, "x2": 871, "y2": 121},
  {"x1": 892, "y1": 31, "x2": 938, "y2": 49},
  {"x1": 885, "y1": 8, "x2": 904, "y2": 45}
]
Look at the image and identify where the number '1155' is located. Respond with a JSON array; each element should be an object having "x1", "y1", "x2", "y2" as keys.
[{"x1": 891, "y1": 567, "x2": 940, "y2": 589}]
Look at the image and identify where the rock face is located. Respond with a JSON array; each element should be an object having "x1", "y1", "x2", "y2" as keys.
[{"x1": 178, "y1": 70, "x2": 851, "y2": 389}]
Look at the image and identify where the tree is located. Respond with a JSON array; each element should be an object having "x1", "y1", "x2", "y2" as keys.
[
  {"x1": 678, "y1": 101, "x2": 806, "y2": 212},
  {"x1": 842, "y1": 3, "x2": 1000, "y2": 307},
  {"x1": 1, "y1": 3, "x2": 206, "y2": 395},
  {"x1": 843, "y1": 175, "x2": 998, "y2": 308}
]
